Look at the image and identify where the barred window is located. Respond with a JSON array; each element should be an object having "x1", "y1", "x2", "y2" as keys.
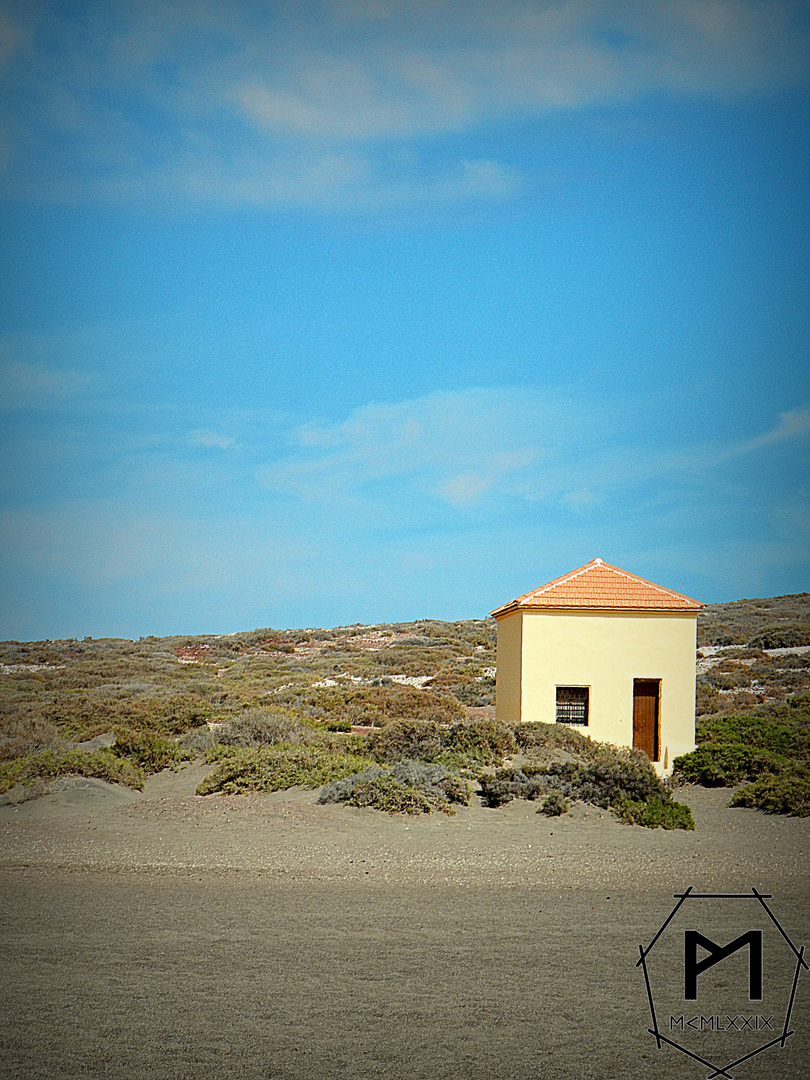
[{"x1": 556, "y1": 686, "x2": 589, "y2": 725}]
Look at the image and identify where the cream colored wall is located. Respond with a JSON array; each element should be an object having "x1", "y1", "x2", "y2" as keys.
[
  {"x1": 494, "y1": 610, "x2": 523, "y2": 727},
  {"x1": 507, "y1": 609, "x2": 697, "y2": 764}
]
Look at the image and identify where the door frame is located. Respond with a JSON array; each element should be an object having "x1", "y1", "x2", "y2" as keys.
[{"x1": 632, "y1": 678, "x2": 661, "y2": 762}]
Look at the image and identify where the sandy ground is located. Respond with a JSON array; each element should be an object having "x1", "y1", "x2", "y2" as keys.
[{"x1": 0, "y1": 765, "x2": 808, "y2": 1079}]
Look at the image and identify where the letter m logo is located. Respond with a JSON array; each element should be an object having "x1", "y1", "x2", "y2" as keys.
[{"x1": 684, "y1": 930, "x2": 763, "y2": 1000}]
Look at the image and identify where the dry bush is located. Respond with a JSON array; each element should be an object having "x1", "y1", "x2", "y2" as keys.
[
  {"x1": 318, "y1": 760, "x2": 470, "y2": 815},
  {"x1": 0, "y1": 747, "x2": 145, "y2": 794},
  {"x1": 216, "y1": 707, "x2": 312, "y2": 747},
  {"x1": 749, "y1": 625, "x2": 810, "y2": 649},
  {"x1": 370, "y1": 716, "x2": 514, "y2": 766},
  {"x1": 112, "y1": 727, "x2": 191, "y2": 773},
  {"x1": 704, "y1": 665, "x2": 753, "y2": 690},
  {"x1": 0, "y1": 715, "x2": 60, "y2": 761},
  {"x1": 427, "y1": 671, "x2": 495, "y2": 707},
  {"x1": 180, "y1": 725, "x2": 219, "y2": 755},
  {"x1": 196, "y1": 744, "x2": 375, "y2": 795},
  {"x1": 513, "y1": 721, "x2": 648, "y2": 768},
  {"x1": 699, "y1": 594, "x2": 810, "y2": 647},
  {"x1": 38, "y1": 691, "x2": 211, "y2": 741},
  {"x1": 477, "y1": 755, "x2": 694, "y2": 829},
  {"x1": 275, "y1": 684, "x2": 465, "y2": 728},
  {"x1": 371, "y1": 718, "x2": 444, "y2": 762},
  {"x1": 696, "y1": 684, "x2": 722, "y2": 716}
]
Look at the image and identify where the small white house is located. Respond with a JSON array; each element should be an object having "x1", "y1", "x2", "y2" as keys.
[{"x1": 491, "y1": 558, "x2": 703, "y2": 774}]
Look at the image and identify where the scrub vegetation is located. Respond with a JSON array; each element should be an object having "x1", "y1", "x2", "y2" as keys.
[
  {"x1": 698, "y1": 592, "x2": 810, "y2": 648},
  {"x1": 0, "y1": 620, "x2": 496, "y2": 805},
  {"x1": 1, "y1": 594, "x2": 807, "y2": 823},
  {"x1": 477, "y1": 739, "x2": 695, "y2": 830},
  {"x1": 675, "y1": 591, "x2": 810, "y2": 816},
  {"x1": 319, "y1": 761, "x2": 471, "y2": 815},
  {"x1": 674, "y1": 699, "x2": 810, "y2": 817}
]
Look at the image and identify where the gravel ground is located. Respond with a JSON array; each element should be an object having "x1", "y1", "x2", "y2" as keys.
[{"x1": 0, "y1": 767, "x2": 808, "y2": 1079}]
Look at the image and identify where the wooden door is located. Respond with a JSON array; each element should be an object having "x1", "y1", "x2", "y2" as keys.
[{"x1": 633, "y1": 680, "x2": 660, "y2": 761}]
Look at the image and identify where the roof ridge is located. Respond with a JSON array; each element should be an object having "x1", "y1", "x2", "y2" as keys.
[
  {"x1": 525, "y1": 559, "x2": 600, "y2": 600},
  {"x1": 596, "y1": 561, "x2": 695, "y2": 603},
  {"x1": 604, "y1": 563, "x2": 704, "y2": 605},
  {"x1": 490, "y1": 558, "x2": 703, "y2": 617}
]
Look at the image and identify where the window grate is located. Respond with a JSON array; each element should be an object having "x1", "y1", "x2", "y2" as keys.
[{"x1": 556, "y1": 686, "x2": 589, "y2": 725}]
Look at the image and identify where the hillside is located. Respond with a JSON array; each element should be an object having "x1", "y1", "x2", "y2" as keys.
[
  {"x1": 0, "y1": 620, "x2": 497, "y2": 767},
  {"x1": 696, "y1": 593, "x2": 810, "y2": 716},
  {"x1": 2, "y1": 594, "x2": 809, "y2": 758},
  {"x1": 1, "y1": 594, "x2": 808, "y2": 820},
  {"x1": 698, "y1": 591, "x2": 810, "y2": 647}
]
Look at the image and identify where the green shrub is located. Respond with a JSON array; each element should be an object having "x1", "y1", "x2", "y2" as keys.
[
  {"x1": 216, "y1": 707, "x2": 312, "y2": 747},
  {"x1": 696, "y1": 714, "x2": 810, "y2": 758},
  {"x1": 612, "y1": 794, "x2": 695, "y2": 830},
  {"x1": 538, "y1": 792, "x2": 569, "y2": 817},
  {"x1": 323, "y1": 719, "x2": 353, "y2": 733},
  {"x1": 196, "y1": 743, "x2": 375, "y2": 795},
  {"x1": 318, "y1": 760, "x2": 469, "y2": 815},
  {"x1": 330, "y1": 773, "x2": 436, "y2": 814},
  {"x1": 557, "y1": 759, "x2": 665, "y2": 807},
  {"x1": 113, "y1": 727, "x2": 191, "y2": 773},
  {"x1": 442, "y1": 717, "x2": 515, "y2": 762},
  {"x1": 673, "y1": 744, "x2": 788, "y2": 787},
  {"x1": 0, "y1": 747, "x2": 145, "y2": 793},
  {"x1": 673, "y1": 713, "x2": 809, "y2": 787},
  {"x1": 673, "y1": 709, "x2": 810, "y2": 819},
  {"x1": 479, "y1": 766, "x2": 548, "y2": 807},
  {"x1": 748, "y1": 625, "x2": 810, "y2": 649},
  {"x1": 730, "y1": 774, "x2": 810, "y2": 817},
  {"x1": 370, "y1": 716, "x2": 514, "y2": 767},
  {"x1": 477, "y1": 756, "x2": 686, "y2": 827},
  {"x1": 514, "y1": 721, "x2": 588, "y2": 758},
  {"x1": 390, "y1": 759, "x2": 470, "y2": 807}
]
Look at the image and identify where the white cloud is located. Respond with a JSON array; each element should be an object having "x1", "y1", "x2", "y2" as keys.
[
  {"x1": 260, "y1": 387, "x2": 595, "y2": 509},
  {"x1": 437, "y1": 449, "x2": 540, "y2": 508},
  {"x1": 1, "y1": 381, "x2": 807, "y2": 635},
  {"x1": 170, "y1": 149, "x2": 522, "y2": 210},
  {"x1": 1, "y1": 0, "x2": 807, "y2": 209},
  {"x1": 0, "y1": 360, "x2": 90, "y2": 408},
  {"x1": 259, "y1": 388, "x2": 810, "y2": 520},
  {"x1": 231, "y1": 2, "x2": 810, "y2": 141},
  {"x1": 686, "y1": 406, "x2": 810, "y2": 467},
  {"x1": 189, "y1": 429, "x2": 236, "y2": 449},
  {"x1": 748, "y1": 407, "x2": 810, "y2": 448}
]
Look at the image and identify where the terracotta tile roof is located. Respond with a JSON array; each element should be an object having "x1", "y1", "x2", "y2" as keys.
[{"x1": 490, "y1": 558, "x2": 703, "y2": 617}]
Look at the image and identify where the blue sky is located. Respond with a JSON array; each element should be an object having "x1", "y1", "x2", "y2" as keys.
[{"x1": 0, "y1": 0, "x2": 808, "y2": 639}]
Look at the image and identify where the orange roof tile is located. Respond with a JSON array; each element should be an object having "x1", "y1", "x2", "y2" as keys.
[{"x1": 490, "y1": 558, "x2": 703, "y2": 617}]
